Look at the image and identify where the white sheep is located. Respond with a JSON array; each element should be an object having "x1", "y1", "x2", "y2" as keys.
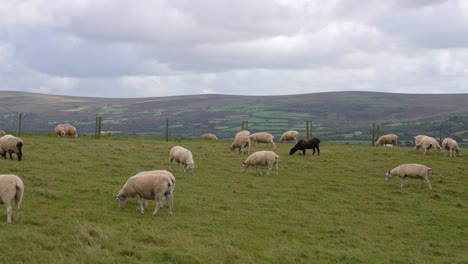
[
  {"x1": 100, "y1": 131, "x2": 113, "y2": 136},
  {"x1": 201, "y1": 133, "x2": 218, "y2": 140},
  {"x1": 385, "y1": 164, "x2": 432, "y2": 190},
  {"x1": 375, "y1": 134, "x2": 398, "y2": 146},
  {"x1": 242, "y1": 150, "x2": 279, "y2": 176},
  {"x1": 0, "y1": 135, "x2": 24, "y2": 161},
  {"x1": 0, "y1": 174, "x2": 24, "y2": 223},
  {"x1": 236, "y1": 130, "x2": 250, "y2": 137},
  {"x1": 249, "y1": 132, "x2": 276, "y2": 149},
  {"x1": 414, "y1": 135, "x2": 428, "y2": 146},
  {"x1": 279, "y1": 130, "x2": 300, "y2": 143},
  {"x1": 0, "y1": 130, "x2": 6, "y2": 137},
  {"x1": 169, "y1": 146, "x2": 196, "y2": 174},
  {"x1": 54, "y1": 124, "x2": 66, "y2": 137},
  {"x1": 63, "y1": 123, "x2": 78, "y2": 137},
  {"x1": 229, "y1": 135, "x2": 251, "y2": 155},
  {"x1": 414, "y1": 136, "x2": 442, "y2": 155},
  {"x1": 116, "y1": 170, "x2": 175, "y2": 216},
  {"x1": 441, "y1": 138, "x2": 461, "y2": 157}
]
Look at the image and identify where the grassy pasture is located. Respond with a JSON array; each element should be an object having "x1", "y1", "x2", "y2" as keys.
[{"x1": 0, "y1": 134, "x2": 466, "y2": 263}]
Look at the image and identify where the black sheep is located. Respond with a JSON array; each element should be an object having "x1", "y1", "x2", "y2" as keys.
[{"x1": 289, "y1": 136, "x2": 320, "y2": 156}]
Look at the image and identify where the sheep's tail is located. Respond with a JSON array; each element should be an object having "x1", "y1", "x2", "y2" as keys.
[
  {"x1": 427, "y1": 167, "x2": 432, "y2": 172},
  {"x1": 15, "y1": 179, "x2": 25, "y2": 205}
]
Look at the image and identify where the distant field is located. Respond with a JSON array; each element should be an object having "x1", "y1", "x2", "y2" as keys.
[{"x1": 0, "y1": 134, "x2": 466, "y2": 263}]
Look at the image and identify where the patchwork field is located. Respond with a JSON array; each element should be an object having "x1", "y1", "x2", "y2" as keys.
[{"x1": 0, "y1": 134, "x2": 466, "y2": 263}]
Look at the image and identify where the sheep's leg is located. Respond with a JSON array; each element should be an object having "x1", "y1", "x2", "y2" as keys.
[
  {"x1": 266, "y1": 165, "x2": 272, "y2": 176},
  {"x1": 275, "y1": 162, "x2": 278, "y2": 176},
  {"x1": 317, "y1": 146, "x2": 320, "y2": 156},
  {"x1": 400, "y1": 177, "x2": 405, "y2": 189},
  {"x1": 153, "y1": 197, "x2": 162, "y2": 216},
  {"x1": 5, "y1": 203, "x2": 12, "y2": 223},
  {"x1": 8, "y1": 153, "x2": 13, "y2": 160},
  {"x1": 169, "y1": 159, "x2": 173, "y2": 171},
  {"x1": 14, "y1": 198, "x2": 20, "y2": 222},
  {"x1": 166, "y1": 194, "x2": 173, "y2": 216},
  {"x1": 256, "y1": 166, "x2": 263, "y2": 176},
  {"x1": 137, "y1": 196, "x2": 145, "y2": 213},
  {"x1": 426, "y1": 177, "x2": 433, "y2": 190}
]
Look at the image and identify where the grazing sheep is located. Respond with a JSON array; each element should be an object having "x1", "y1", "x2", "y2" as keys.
[
  {"x1": 242, "y1": 150, "x2": 279, "y2": 176},
  {"x1": 100, "y1": 131, "x2": 113, "y2": 136},
  {"x1": 116, "y1": 170, "x2": 175, "y2": 216},
  {"x1": 54, "y1": 124, "x2": 66, "y2": 137},
  {"x1": 0, "y1": 174, "x2": 24, "y2": 223},
  {"x1": 441, "y1": 138, "x2": 461, "y2": 157},
  {"x1": 385, "y1": 164, "x2": 432, "y2": 190},
  {"x1": 201, "y1": 133, "x2": 218, "y2": 140},
  {"x1": 229, "y1": 135, "x2": 251, "y2": 155},
  {"x1": 414, "y1": 136, "x2": 442, "y2": 155},
  {"x1": 0, "y1": 135, "x2": 23, "y2": 161},
  {"x1": 236, "y1": 130, "x2": 250, "y2": 137},
  {"x1": 279, "y1": 130, "x2": 300, "y2": 143},
  {"x1": 249, "y1": 132, "x2": 276, "y2": 149},
  {"x1": 63, "y1": 123, "x2": 78, "y2": 137},
  {"x1": 289, "y1": 136, "x2": 320, "y2": 156},
  {"x1": 414, "y1": 135, "x2": 428, "y2": 146},
  {"x1": 0, "y1": 130, "x2": 5, "y2": 137},
  {"x1": 169, "y1": 146, "x2": 196, "y2": 174},
  {"x1": 375, "y1": 134, "x2": 398, "y2": 146}
]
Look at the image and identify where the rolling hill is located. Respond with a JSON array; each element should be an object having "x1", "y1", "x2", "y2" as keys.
[{"x1": 1, "y1": 91, "x2": 468, "y2": 144}]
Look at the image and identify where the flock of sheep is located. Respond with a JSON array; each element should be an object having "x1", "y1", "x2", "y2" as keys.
[
  {"x1": 376, "y1": 133, "x2": 461, "y2": 190},
  {"x1": 0, "y1": 127, "x2": 462, "y2": 223}
]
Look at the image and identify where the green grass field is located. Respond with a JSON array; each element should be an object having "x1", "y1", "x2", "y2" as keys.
[{"x1": 0, "y1": 134, "x2": 466, "y2": 263}]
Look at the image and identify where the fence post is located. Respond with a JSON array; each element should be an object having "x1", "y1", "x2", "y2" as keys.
[
  {"x1": 18, "y1": 113, "x2": 23, "y2": 137},
  {"x1": 166, "y1": 118, "x2": 169, "y2": 142},
  {"x1": 241, "y1": 121, "x2": 245, "y2": 130},
  {"x1": 98, "y1": 117, "x2": 102, "y2": 138},
  {"x1": 376, "y1": 125, "x2": 380, "y2": 144},
  {"x1": 306, "y1": 121, "x2": 310, "y2": 137},
  {"x1": 439, "y1": 126, "x2": 443, "y2": 145},
  {"x1": 309, "y1": 120, "x2": 313, "y2": 137},
  {"x1": 245, "y1": 121, "x2": 248, "y2": 130},
  {"x1": 372, "y1": 123, "x2": 375, "y2": 146}
]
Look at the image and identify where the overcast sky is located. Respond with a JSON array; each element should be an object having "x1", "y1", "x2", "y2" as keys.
[{"x1": 1, "y1": 0, "x2": 467, "y2": 98}]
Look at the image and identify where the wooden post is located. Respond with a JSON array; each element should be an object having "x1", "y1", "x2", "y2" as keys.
[
  {"x1": 372, "y1": 123, "x2": 375, "y2": 146},
  {"x1": 306, "y1": 121, "x2": 310, "y2": 137},
  {"x1": 245, "y1": 121, "x2": 248, "y2": 130},
  {"x1": 18, "y1": 113, "x2": 23, "y2": 137},
  {"x1": 98, "y1": 117, "x2": 102, "y2": 138},
  {"x1": 310, "y1": 120, "x2": 313, "y2": 137},
  {"x1": 241, "y1": 121, "x2": 245, "y2": 130},
  {"x1": 166, "y1": 118, "x2": 169, "y2": 142},
  {"x1": 376, "y1": 125, "x2": 380, "y2": 144}
]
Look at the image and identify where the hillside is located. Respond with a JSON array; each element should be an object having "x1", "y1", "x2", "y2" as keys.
[{"x1": 1, "y1": 91, "x2": 468, "y2": 144}]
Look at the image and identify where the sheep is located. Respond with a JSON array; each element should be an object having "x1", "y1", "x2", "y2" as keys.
[
  {"x1": 54, "y1": 124, "x2": 66, "y2": 137},
  {"x1": 279, "y1": 130, "x2": 300, "y2": 143},
  {"x1": 229, "y1": 135, "x2": 251, "y2": 155},
  {"x1": 289, "y1": 136, "x2": 320, "y2": 156},
  {"x1": 63, "y1": 123, "x2": 78, "y2": 137},
  {"x1": 249, "y1": 132, "x2": 276, "y2": 149},
  {"x1": 116, "y1": 170, "x2": 175, "y2": 216},
  {"x1": 414, "y1": 135, "x2": 428, "y2": 146},
  {"x1": 0, "y1": 130, "x2": 5, "y2": 137},
  {"x1": 375, "y1": 134, "x2": 398, "y2": 146},
  {"x1": 385, "y1": 164, "x2": 432, "y2": 190},
  {"x1": 0, "y1": 174, "x2": 24, "y2": 223},
  {"x1": 201, "y1": 133, "x2": 218, "y2": 140},
  {"x1": 100, "y1": 131, "x2": 113, "y2": 136},
  {"x1": 441, "y1": 138, "x2": 461, "y2": 157},
  {"x1": 236, "y1": 130, "x2": 250, "y2": 137},
  {"x1": 242, "y1": 150, "x2": 279, "y2": 176},
  {"x1": 169, "y1": 146, "x2": 196, "y2": 174},
  {"x1": 0, "y1": 135, "x2": 24, "y2": 161},
  {"x1": 414, "y1": 136, "x2": 442, "y2": 155}
]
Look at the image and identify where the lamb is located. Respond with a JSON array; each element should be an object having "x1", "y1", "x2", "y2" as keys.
[
  {"x1": 0, "y1": 174, "x2": 24, "y2": 223},
  {"x1": 63, "y1": 123, "x2": 78, "y2": 137},
  {"x1": 414, "y1": 136, "x2": 442, "y2": 155},
  {"x1": 201, "y1": 133, "x2": 218, "y2": 140},
  {"x1": 441, "y1": 138, "x2": 461, "y2": 157},
  {"x1": 54, "y1": 124, "x2": 66, "y2": 137},
  {"x1": 242, "y1": 150, "x2": 279, "y2": 176},
  {"x1": 289, "y1": 136, "x2": 320, "y2": 156},
  {"x1": 229, "y1": 135, "x2": 251, "y2": 155},
  {"x1": 375, "y1": 134, "x2": 398, "y2": 146},
  {"x1": 385, "y1": 164, "x2": 432, "y2": 190},
  {"x1": 0, "y1": 130, "x2": 5, "y2": 137},
  {"x1": 279, "y1": 130, "x2": 300, "y2": 143},
  {"x1": 0, "y1": 135, "x2": 24, "y2": 161},
  {"x1": 100, "y1": 131, "x2": 113, "y2": 136},
  {"x1": 249, "y1": 132, "x2": 276, "y2": 149},
  {"x1": 169, "y1": 146, "x2": 196, "y2": 174},
  {"x1": 116, "y1": 170, "x2": 175, "y2": 216}
]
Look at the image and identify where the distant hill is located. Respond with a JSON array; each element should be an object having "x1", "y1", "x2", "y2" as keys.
[{"x1": 1, "y1": 91, "x2": 468, "y2": 145}]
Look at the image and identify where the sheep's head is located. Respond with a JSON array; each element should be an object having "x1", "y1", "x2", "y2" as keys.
[
  {"x1": 186, "y1": 163, "x2": 196, "y2": 173},
  {"x1": 385, "y1": 171, "x2": 392, "y2": 182},
  {"x1": 241, "y1": 163, "x2": 248, "y2": 173},
  {"x1": 115, "y1": 194, "x2": 128, "y2": 208}
]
